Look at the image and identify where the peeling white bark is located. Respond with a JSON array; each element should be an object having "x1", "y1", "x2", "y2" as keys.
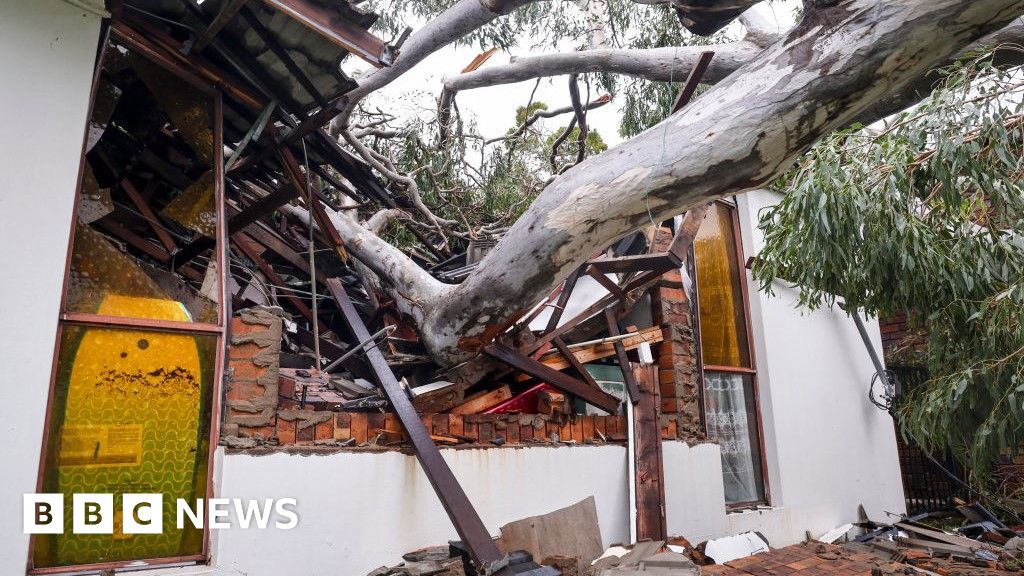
[
  {"x1": 281, "y1": 204, "x2": 447, "y2": 326},
  {"x1": 444, "y1": 14, "x2": 1024, "y2": 99},
  {"x1": 443, "y1": 42, "x2": 764, "y2": 93}
]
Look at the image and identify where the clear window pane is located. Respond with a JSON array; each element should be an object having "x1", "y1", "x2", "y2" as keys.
[
  {"x1": 704, "y1": 371, "x2": 765, "y2": 505},
  {"x1": 695, "y1": 203, "x2": 751, "y2": 367},
  {"x1": 34, "y1": 325, "x2": 216, "y2": 568}
]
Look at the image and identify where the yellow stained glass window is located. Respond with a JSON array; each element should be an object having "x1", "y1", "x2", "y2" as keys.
[
  {"x1": 695, "y1": 203, "x2": 751, "y2": 368},
  {"x1": 34, "y1": 321, "x2": 215, "y2": 568},
  {"x1": 36, "y1": 33, "x2": 222, "y2": 570}
]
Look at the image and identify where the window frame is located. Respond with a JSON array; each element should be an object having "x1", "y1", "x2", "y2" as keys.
[
  {"x1": 29, "y1": 23, "x2": 228, "y2": 575},
  {"x1": 693, "y1": 199, "x2": 771, "y2": 510}
]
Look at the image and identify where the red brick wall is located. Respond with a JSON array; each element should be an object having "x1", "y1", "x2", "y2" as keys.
[{"x1": 651, "y1": 227, "x2": 704, "y2": 441}]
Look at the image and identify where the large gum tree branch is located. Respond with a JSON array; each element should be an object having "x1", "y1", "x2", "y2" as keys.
[
  {"x1": 443, "y1": 42, "x2": 764, "y2": 94},
  {"x1": 415, "y1": 0, "x2": 1024, "y2": 366},
  {"x1": 280, "y1": 204, "x2": 450, "y2": 325},
  {"x1": 330, "y1": 0, "x2": 541, "y2": 132},
  {"x1": 304, "y1": 0, "x2": 1024, "y2": 374},
  {"x1": 442, "y1": 3, "x2": 780, "y2": 98},
  {"x1": 443, "y1": 8, "x2": 1024, "y2": 101}
]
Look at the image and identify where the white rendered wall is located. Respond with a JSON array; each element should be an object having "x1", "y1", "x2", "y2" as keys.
[
  {"x1": 733, "y1": 190, "x2": 906, "y2": 543},
  {"x1": 0, "y1": 1, "x2": 101, "y2": 573},
  {"x1": 213, "y1": 446, "x2": 631, "y2": 576}
]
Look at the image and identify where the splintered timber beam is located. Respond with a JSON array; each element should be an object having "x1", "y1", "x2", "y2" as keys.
[
  {"x1": 632, "y1": 364, "x2": 667, "y2": 541},
  {"x1": 324, "y1": 278, "x2": 509, "y2": 575},
  {"x1": 519, "y1": 326, "x2": 665, "y2": 378},
  {"x1": 484, "y1": 343, "x2": 621, "y2": 414}
]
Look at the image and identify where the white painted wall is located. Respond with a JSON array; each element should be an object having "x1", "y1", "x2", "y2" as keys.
[
  {"x1": 0, "y1": 1, "x2": 101, "y2": 574},
  {"x1": 733, "y1": 190, "x2": 906, "y2": 543},
  {"x1": 213, "y1": 446, "x2": 631, "y2": 576}
]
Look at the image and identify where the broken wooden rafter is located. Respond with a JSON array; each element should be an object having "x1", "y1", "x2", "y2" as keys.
[
  {"x1": 113, "y1": 19, "x2": 263, "y2": 110},
  {"x1": 93, "y1": 150, "x2": 180, "y2": 254},
  {"x1": 188, "y1": 0, "x2": 248, "y2": 54},
  {"x1": 551, "y1": 336, "x2": 601, "y2": 389},
  {"x1": 275, "y1": 143, "x2": 349, "y2": 263},
  {"x1": 323, "y1": 278, "x2": 509, "y2": 574},
  {"x1": 527, "y1": 326, "x2": 665, "y2": 375},
  {"x1": 171, "y1": 180, "x2": 298, "y2": 270},
  {"x1": 671, "y1": 51, "x2": 715, "y2": 113},
  {"x1": 243, "y1": 220, "x2": 327, "y2": 285},
  {"x1": 233, "y1": 234, "x2": 330, "y2": 330},
  {"x1": 262, "y1": 0, "x2": 390, "y2": 67},
  {"x1": 484, "y1": 343, "x2": 621, "y2": 414}
]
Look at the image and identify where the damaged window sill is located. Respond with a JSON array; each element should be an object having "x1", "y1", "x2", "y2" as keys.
[{"x1": 726, "y1": 505, "x2": 780, "y2": 515}]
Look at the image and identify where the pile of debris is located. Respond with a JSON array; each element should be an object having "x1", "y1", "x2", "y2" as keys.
[
  {"x1": 369, "y1": 497, "x2": 1024, "y2": 576},
  {"x1": 853, "y1": 501, "x2": 1024, "y2": 573},
  {"x1": 367, "y1": 546, "x2": 465, "y2": 576}
]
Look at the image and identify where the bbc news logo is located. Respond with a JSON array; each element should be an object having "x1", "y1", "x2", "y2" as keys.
[{"x1": 24, "y1": 494, "x2": 298, "y2": 534}]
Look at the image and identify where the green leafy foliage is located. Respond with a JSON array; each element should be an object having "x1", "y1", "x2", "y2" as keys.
[{"x1": 753, "y1": 47, "x2": 1024, "y2": 480}]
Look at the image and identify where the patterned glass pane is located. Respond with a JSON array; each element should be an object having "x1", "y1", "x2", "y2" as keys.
[
  {"x1": 34, "y1": 324, "x2": 215, "y2": 568},
  {"x1": 695, "y1": 203, "x2": 751, "y2": 367},
  {"x1": 704, "y1": 371, "x2": 765, "y2": 504}
]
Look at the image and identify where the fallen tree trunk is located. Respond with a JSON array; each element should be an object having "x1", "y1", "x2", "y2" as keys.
[
  {"x1": 320, "y1": 0, "x2": 1024, "y2": 374},
  {"x1": 415, "y1": 0, "x2": 1024, "y2": 366},
  {"x1": 444, "y1": 19, "x2": 1024, "y2": 98}
]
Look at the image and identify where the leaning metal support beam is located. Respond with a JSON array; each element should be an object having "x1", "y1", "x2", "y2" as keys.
[{"x1": 324, "y1": 278, "x2": 509, "y2": 576}]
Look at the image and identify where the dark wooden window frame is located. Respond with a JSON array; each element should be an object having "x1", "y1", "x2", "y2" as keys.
[
  {"x1": 28, "y1": 23, "x2": 228, "y2": 575},
  {"x1": 693, "y1": 198, "x2": 772, "y2": 510}
]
